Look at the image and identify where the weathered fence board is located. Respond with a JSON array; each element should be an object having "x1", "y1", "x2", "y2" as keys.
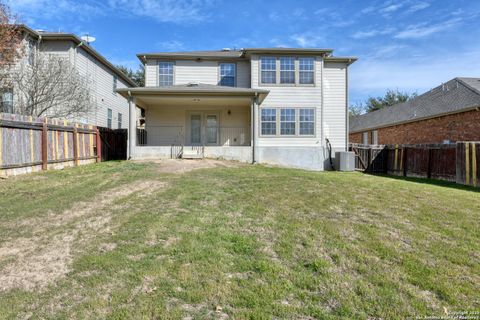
[
  {"x1": 350, "y1": 142, "x2": 479, "y2": 187},
  {"x1": 0, "y1": 113, "x2": 100, "y2": 176}
]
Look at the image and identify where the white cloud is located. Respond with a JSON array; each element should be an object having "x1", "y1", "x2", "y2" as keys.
[
  {"x1": 380, "y1": 3, "x2": 404, "y2": 14},
  {"x1": 352, "y1": 28, "x2": 395, "y2": 39},
  {"x1": 9, "y1": 0, "x2": 217, "y2": 24},
  {"x1": 290, "y1": 34, "x2": 323, "y2": 48},
  {"x1": 349, "y1": 46, "x2": 480, "y2": 102},
  {"x1": 394, "y1": 18, "x2": 461, "y2": 39},
  {"x1": 156, "y1": 40, "x2": 185, "y2": 51},
  {"x1": 107, "y1": 0, "x2": 217, "y2": 23},
  {"x1": 407, "y1": 2, "x2": 430, "y2": 13}
]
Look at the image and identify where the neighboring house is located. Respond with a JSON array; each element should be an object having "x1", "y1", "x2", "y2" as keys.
[
  {"x1": 117, "y1": 48, "x2": 356, "y2": 170},
  {"x1": 350, "y1": 77, "x2": 480, "y2": 145},
  {"x1": 0, "y1": 25, "x2": 136, "y2": 129}
]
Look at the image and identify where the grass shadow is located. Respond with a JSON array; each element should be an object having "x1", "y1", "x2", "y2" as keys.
[{"x1": 366, "y1": 172, "x2": 480, "y2": 193}]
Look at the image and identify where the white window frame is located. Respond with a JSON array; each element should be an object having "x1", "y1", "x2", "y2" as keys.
[
  {"x1": 259, "y1": 107, "x2": 316, "y2": 137},
  {"x1": 107, "y1": 108, "x2": 113, "y2": 129},
  {"x1": 218, "y1": 62, "x2": 236, "y2": 87},
  {"x1": 299, "y1": 57, "x2": 315, "y2": 85},
  {"x1": 0, "y1": 88, "x2": 14, "y2": 114},
  {"x1": 113, "y1": 75, "x2": 118, "y2": 93},
  {"x1": 280, "y1": 57, "x2": 295, "y2": 84},
  {"x1": 260, "y1": 108, "x2": 277, "y2": 136},
  {"x1": 259, "y1": 56, "x2": 316, "y2": 86},
  {"x1": 372, "y1": 130, "x2": 378, "y2": 145},
  {"x1": 158, "y1": 61, "x2": 174, "y2": 86},
  {"x1": 280, "y1": 108, "x2": 296, "y2": 136},
  {"x1": 299, "y1": 108, "x2": 315, "y2": 136},
  {"x1": 260, "y1": 56, "x2": 277, "y2": 84},
  {"x1": 362, "y1": 132, "x2": 369, "y2": 145}
]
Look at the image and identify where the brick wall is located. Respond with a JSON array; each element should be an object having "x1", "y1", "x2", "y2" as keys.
[{"x1": 350, "y1": 109, "x2": 480, "y2": 145}]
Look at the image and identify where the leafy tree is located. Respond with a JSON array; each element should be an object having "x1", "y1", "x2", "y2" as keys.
[
  {"x1": 116, "y1": 64, "x2": 144, "y2": 87},
  {"x1": 350, "y1": 89, "x2": 417, "y2": 116}
]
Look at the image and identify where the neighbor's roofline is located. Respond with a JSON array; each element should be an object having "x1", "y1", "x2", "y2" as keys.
[
  {"x1": 18, "y1": 25, "x2": 137, "y2": 87},
  {"x1": 349, "y1": 105, "x2": 480, "y2": 134}
]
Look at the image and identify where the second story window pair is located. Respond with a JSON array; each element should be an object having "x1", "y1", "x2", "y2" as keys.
[
  {"x1": 260, "y1": 56, "x2": 315, "y2": 85},
  {"x1": 159, "y1": 62, "x2": 174, "y2": 86}
]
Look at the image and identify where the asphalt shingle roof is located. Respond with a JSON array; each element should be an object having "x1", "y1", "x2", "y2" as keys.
[{"x1": 349, "y1": 77, "x2": 480, "y2": 133}]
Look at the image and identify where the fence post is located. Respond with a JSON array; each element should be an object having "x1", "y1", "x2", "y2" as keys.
[
  {"x1": 73, "y1": 125, "x2": 79, "y2": 166},
  {"x1": 96, "y1": 127, "x2": 102, "y2": 162},
  {"x1": 403, "y1": 147, "x2": 408, "y2": 177},
  {"x1": 42, "y1": 119, "x2": 48, "y2": 170},
  {"x1": 427, "y1": 148, "x2": 433, "y2": 179}
]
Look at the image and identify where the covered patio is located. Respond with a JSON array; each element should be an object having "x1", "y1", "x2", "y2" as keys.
[{"x1": 117, "y1": 84, "x2": 268, "y2": 162}]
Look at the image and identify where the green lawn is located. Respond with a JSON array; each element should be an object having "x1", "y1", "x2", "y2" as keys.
[{"x1": 0, "y1": 160, "x2": 479, "y2": 319}]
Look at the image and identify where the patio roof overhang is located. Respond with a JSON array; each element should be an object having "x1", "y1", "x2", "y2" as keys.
[{"x1": 117, "y1": 83, "x2": 269, "y2": 108}]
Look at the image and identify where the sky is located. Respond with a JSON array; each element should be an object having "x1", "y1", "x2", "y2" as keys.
[{"x1": 8, "y1": 0, "x2": 480, "y2": 103}]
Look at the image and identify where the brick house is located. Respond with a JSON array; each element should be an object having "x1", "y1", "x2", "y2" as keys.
[{"x1": 349, "y1": 77, "x2": 480, "y2": 145}]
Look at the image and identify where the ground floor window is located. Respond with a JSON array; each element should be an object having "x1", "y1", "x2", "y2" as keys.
[
  {"x1": 261, "y1": 108, "x2": 277, "y2": 135},
  {"x1": 260, "y1": 107, "x2": 315, "y2": 136},
  {"x1": 362, "y1": 132, "x2": 369, "y2": 144},
  {"x1": 118, "y1": 113, "x2": 122, "y2": 129},
  {"x1": 0, "y1": 88, "x2": 13, "y2": 114},
  {"x1": 372, "y1": 130, "x2": 378, "y2": 145}
]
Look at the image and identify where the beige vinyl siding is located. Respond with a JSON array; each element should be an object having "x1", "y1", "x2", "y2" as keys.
[
  {"x1": 41, "y1": 42, "x2": 130, "y2": 128},
  {"x1": 251, "y1": 54, "x2": 323, "y2": 147},
  {"x1": 145, "y1": 59, "x2": 158, "y2": 87},
  {"x1": 145, "y1": 105, "x2": 250, "y2": 146},
  {"x1": 323, "y1": 62, "x2": 347, "y2": 150},
  {"x1": 236, "y1": 61, "x2": 251, "y2": 88},
  {"x1": 144, "y1": 59, "x2": 251, "y2": 88}
]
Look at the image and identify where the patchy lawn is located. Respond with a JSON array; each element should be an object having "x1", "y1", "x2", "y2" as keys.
[{"x1": 0, "y1": 160, "x2": 478, "y2": 319}]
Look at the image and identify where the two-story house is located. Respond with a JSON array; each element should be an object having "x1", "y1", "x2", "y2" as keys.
[
  {"x1": 117, "y1": 48, "x2": 356, "y2": 170},
  {"x1": 1, "y1": 25, "x2": 136, "y2": 129}
]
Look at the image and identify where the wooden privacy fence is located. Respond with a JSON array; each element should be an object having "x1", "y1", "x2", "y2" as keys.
[
  {"x1": 0, "y1": 113, "x2": 101, "y2": 176},
  {"x1": 350, "y1": 142, "x2": 480, "y2": 188}
]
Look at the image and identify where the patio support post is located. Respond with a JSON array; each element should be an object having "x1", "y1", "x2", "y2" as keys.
[
  {"x1": 128, "y1": 95, "x2": 136, "y2": 160},
  {"x1": 251, "y1": 98, "x2": 256, "y2": 164}
]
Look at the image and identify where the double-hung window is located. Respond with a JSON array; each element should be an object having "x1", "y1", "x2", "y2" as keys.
[
  {"x1": 113, "y1": 75, "x2": 118, "y2": 93},
  {"x1": 280, "y1": 108, "x2": 296, "y2": 135},
  {"x1": 280, "y1": 57, "x2": 295, "y2": 84},
  {"x1": 118, "y1": 113, "x2": 122, "y2": 129},
  {"x1": 299, "y1": 108, "x2": 315, "y2": 135},
  {"x1": 299, "y1": 57, "x2": 314, "y2": 84},
  {"x1": 159, "y1": 62, "x2": 174, "y2": 86},
  {"x1": 0, "y1": 89, "x2": 13, "y2": 114},
  {"x1": 261, "y1": 108, "x2": 277, "y2": 135},
  {"x1": 219, "y1": 63, "x2": 236, "y2": 87},
  {"x1": 261, "y1": 57, "x2": 276, "y2": 84},
  {"x1": 107, "y1": 108, "x2": 113, "y2": 129}
]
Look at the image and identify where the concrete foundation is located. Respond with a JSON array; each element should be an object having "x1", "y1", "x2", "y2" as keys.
[{"x1": 256, "y1": 146, "x2": 326, "y2": 171}]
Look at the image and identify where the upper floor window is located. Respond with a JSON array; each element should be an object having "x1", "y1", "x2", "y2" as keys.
[
  {"x1": 260, "y1": 57, "x2": 276, "y2": 84},
  {"x1": 299, "y1": 57, "x2": 314, "y2": 84},
  {"x1": 280, "y1": 57, "x2": 295, "y2": 84},
  {"x1": 0, "y1": 88, "x2": 13, "y2": 114},
  {"x1": 260, "y1": 56, "x2": 315, "y2": 85},
  {"x1": 219, "y1": 63, "x2": 236, "y2": 87},
  {"x1": 113, "y1": 75, "x2": 118, "y2": 93},
  {"x1": 159, "y1": 62, "x2": 174, "y2": 86},
  {"x1": 107, "y1": 108, "x2": 113, "y2": 129},
  {"x1": 28, "y1": 40, "x2": 35, "y2": 66}
]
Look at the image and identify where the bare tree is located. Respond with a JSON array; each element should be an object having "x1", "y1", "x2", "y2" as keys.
[
  {"x1": 12, "y1": 51, "x2": 94, "y2": 118},
  {"x1": 0, "y1": 1, "x2": 24, "y2": 92}
]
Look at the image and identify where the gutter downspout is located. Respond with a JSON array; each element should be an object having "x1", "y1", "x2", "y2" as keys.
[
  {"x1": 128, "y1": 90, "x2": 132, "y2": 160},
  {"x1": 251, "y1": 95, "x2": 256, "y2": 164}
]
